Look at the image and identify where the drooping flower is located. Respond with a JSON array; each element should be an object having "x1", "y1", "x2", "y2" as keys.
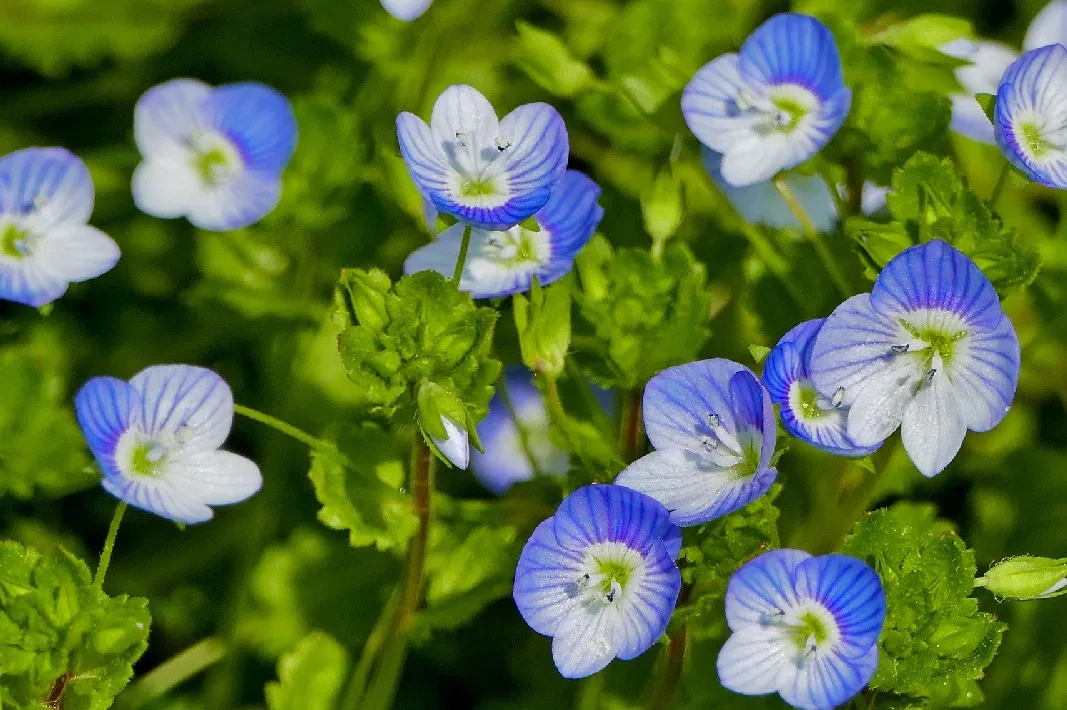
[
  {"x1": 74, "y1": 364, "x2": 262, "y2": 524},
  {"x1": 614, "y1": 359, "x2": 777, "y2": 527},
  {"x1": 132, "y1": 79, "x2": 298, "y2": 231},
  {"x1": 762, "y1": 319, "x2": 879, "y2": 458},
  {"x1": 717, "y1": 549, "x2": 885, "y2": 710},
  {"x1": 397, "y1": 84, "x2": 569, "y2": 231},
  {"x1": 404, "y1": 170, "x2": 602, "y2": 298},
  {"x1": 471, "y1": 368, "x2": 569, "y2": 494},
  {"x1": 381, "y1": 0, "x2": 432, "y2": 21},
  {"x1": 940, "y1": 39, "x2": 1019, "y2": 144},
  {"x1": 513, "y1": 484, "x2": 682, "y2": 679},
  {"x1": 809, "y1": 240, "x2": 1020, "y2": 477},
  {"x1": 682, "y1": 13, "x2": 851, "y2": 187},
  {"x1": 994, "y1": 44, "x2": 1067, "y2": 189},
  {"x1": 0, "y1": 148, "x2": 120, "y2": 308}
]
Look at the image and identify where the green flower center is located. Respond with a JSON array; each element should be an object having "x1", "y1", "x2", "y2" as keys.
[
  {"x1": 1022, "y1": 122, "x2": 1055, "y2": 158},
  {"x1": 899, "y1": 319, "x2": 969, "y2": 366},
  {"x1": 772, "y1": 96, "x2": 808, "y2": 133},
  {"x1": 594, "y1": 558, "x2": 633, "y2": 593},
  {"x1": 129, "y1": 440, "x2": 168, "y2": 477},
  {"x1": 1, "y1": 223, "x2": 30, "y2": 259},
  {"x1": 795, "y1": 382, "x2": 826, "y2": 421},
  {"x1": 460, "y1": 179, "x2": 499, "y2": 197},
  {"x1": 193, "y1": 147, "x2": 233, "y2": 186},
  {"x1": 791, "y1": 611, "x2": 831, "y2": 651}
]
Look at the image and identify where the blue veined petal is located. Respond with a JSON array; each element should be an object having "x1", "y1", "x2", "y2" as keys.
[
  {"x1": 404, "y1": 224, "x2": 537, "y2": 299},
  {"x1": 134, "y1": 79, "x2": 212, "y2": 159},
  {"x1": 204, "y1": 83, "x2": 297, "y2": 174},
  {"x1": 536, "y1": 170, "x2": 603, "y2": 262},
  {"x1": 129, "y1": 365, "x2": 234, "y2": 456},
  {"x1": 397, "y1": 112, "x2": 453, "y2": 202},
  {"x1": 613, "y1": 541, "x2": 681, "y2": 661},
  {"x1": 738, "y1": 14, "x2": 845, "y2": 104},
  {"x1": 729, "y1": 370, "x2": 766, "y2": 434},
  {"x1": 870, "y1": 240, "x2": 1003, "y2": 329},
  {"x1": 900, "y1": 367, "x2": 968, "y2": 477},
  {"x1": 513, "y1": 518, "x2": 585, "y2": 636},
  {"x1": 0, "y1": 259, "x2": 71, "y2": 307},
  {"x1": 551, "y1": 604, "x2": 619, "y2": 678},
  {"x1": 74, "y1": 376, "x2": 139, "y2": 479},
  {"x1": 717, "y1": 625, "x2": 793, "y2": 696},
  {"x1": 762, "y1": 341, "x2": 802, "y2": 405},
  {"x1": 429, "y1": 85, "x2": 501, "y2": 178},
  {"x1": 724, "y1": 548, "x2": 810, "y2": 630},
  {"x1": 793, "y1": 554, "x2": 886, "y2": 658},
  {"x1": 167, "y1": 450, "x2": 262, "y2": 506},
  {"x1": 34, "y1": 225, "x2": 120, "y2": 284},
  {"x1": 102, "y1": 476, "x2": 214, "y2": 525},
  {"x1": 941, "y1": 40, "x2": 1017, "y2": 144},
  {"x1": 950, "y1": 315, "x2": 1020, "y2": 432},
  {"x1": 1024, "y1": 0, "x2": 1067, "y2": 51},
  {"x1": 0, "y1": 148, "x2": 94, "y2": 230},
  {"x1": 682, "y1": 54, "x2": 761, "y2": 155},
  {"x1": 995, "y1": 44, "x2": 1067, "y2": 188},
  {"x1": 615, "y1": 449, "x2": 778, "y2": 527},
  {"x1": 777, "y1": 644, "x2": 878, "y2": 710},
  {"x1": 380, "y1": 0, "x2": 433, "y2": 21},
  {"x1": 185, "y1": 170, "x2": 282, "y2": 231},
  {"x1": 553, "y1": 484, "x2": 672, "y2": 555},
  {"x1": 432, "y1": 413, "x2": 469, "y2": 469}
]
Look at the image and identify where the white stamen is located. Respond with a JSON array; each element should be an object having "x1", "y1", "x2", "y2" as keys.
[
  {"x1": 890, "y1": 344, "x2": 910, "y2": 355},
  {"x1": 831, "y1": 387, "x2": 845, "y2": 408},
  {"x1": 145, "y1": 442, "x2": 168, "y2": 463},
  {"x1": 494, "y1": 135, "x2": 513, "y2": 151},
  {"x1": 919, "y1": 369, "x2": 937, "y2": 390},
  {"x1": 736, "y1": 89, "x2": 757, "y2": 111},
  {"x1": 771, "y1": 110, "x2": 792, "y2": 129}
]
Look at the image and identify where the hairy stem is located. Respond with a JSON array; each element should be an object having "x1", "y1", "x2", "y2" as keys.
[
  {"x1": 773, "y1": 176, "x2": 851, "y2": 299},
  {"x1": 619, "y1": 389, "x2": 644, "y2": 463},
  {"x1": 93, "y1": 501, "x2": 127, "y2": 590},
  {"x1": 990, "y1": 161, "x2": 1010, "y2": 209},
  {"x1": 233, "y1": 404, "x2": 331, "y2": 454},
  {"x1": 453, "y1": 224, "x2": 473, "y2": 284}
]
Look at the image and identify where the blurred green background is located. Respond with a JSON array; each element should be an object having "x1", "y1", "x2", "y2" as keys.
[{"x1": 2, "y1": 0, "x2": 1067, "y2": 707}]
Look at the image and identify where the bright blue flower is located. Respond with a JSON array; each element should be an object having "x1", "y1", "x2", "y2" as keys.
[
  {"x1": 132, "y1": 79, "x2": 297, "y2": 231},
  {"x1": 682, "y1": 13, "x2": 851, "y2": 187},
  {"x1": 381, "y1": 0, "x2": 432, "y2": 20},
  {"x1": 994, "y1": 44, "x2": 1067, "y2": 188},
  {"x1": 471, "y1": 368, "x2": 569, "y2": 494},
  {"x1": 615, "y1": 359, "x2": 777, "y2": 527},
  {"x1": 717, "y1": 549, "x2": 885, "y2": 710},
  {"x1": 763, "y1": 319, "x2": 879, "y2": 458},
  {"x1": 404, "y1": 170, "x2": 601, "y2": 298},
  {"x1": 397, "y1": 84, "x2": 569, "y2": 231},
  {"x1": 809, "y1": 240, "x2": 1020, "y2": 477},
  {"x1": 513, "y1": 484, "x2": 682, "y2": 679},
  {"x1": 74, "y1": 364, "x2": 262, "y2": 524},
  {"x1": 0, "y1": 148, "x2": 120, "y2": 308}
]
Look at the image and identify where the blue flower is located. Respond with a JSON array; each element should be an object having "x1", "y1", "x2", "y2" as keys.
[
  {"x1": 397, "y1": 84, "x2": 569, "y2": 231},
  {"x1": 941, "y1": 40, "x2": 1019, "y2": 144},
  {"x1": 994, "y1": 44, "x2": 1067, "y2": 188},
  {"x1": 513, "y1": 484, "x2": 682, "y2": 679},
  {"x1": 432, "y1": 412, "x2": 469, "y2": 470},
  {"x1": 381, "y1": 0, "x2": 432, "y2": 20},
  {"x1": 809, "y1": 240, "x2": 1020, "y2": 477},
  {"x1": 404, "y1": 170, "x2": 601, "y2": 298},
  {"x1": 682, "y1": 13, "x2": 851, "y2": 187},
  {"x1": 763, "y1": 319, "x2": 879, "y2": 458},
  {"x1": 132, "y1": 79, "x2": 297, "y2": 231},
  {"x1": 74, "y1": 364, "x2": 262, "y2": 524},
  {"x1": 615, "y1": 359, "x2": 777, "y2": 527},
  {"x1": 0, "y1": 148, "x2": 120, "y2": 308},
  {"x1": 717, "y1": 549, "x2": 885, "y2": 710},
  {"x1": 471, "y1": 368, "x2": 569, "y2": 494}
]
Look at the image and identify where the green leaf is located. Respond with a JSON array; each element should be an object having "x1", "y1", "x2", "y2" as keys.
[
  {"x1": 747, "y1": 345, "x2": 771, "y2": 364},
  {"x1": 867, "y1": 14, "x2": 972, "y2": 56},
  {"x1": 265, "y1": 632, "x2": 349, "y2": 710},
  {"x1": 0, "y1": 541, "x2": 150, "y2": 709},
  {"x1": 843, "y1": 504, "x2": 1006, "y2": 704},
  {"x1": 641, "y1": 166, "x2": 684, "y2": 243},
  {"x1": 514, "y1": 22, "x2": 596, "y2": 97},
  {"x1": 976, "y1": 93, "x2": 997, "y2": 124}
]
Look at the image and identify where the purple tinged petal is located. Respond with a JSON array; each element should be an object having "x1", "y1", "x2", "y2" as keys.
[
  {"x1": 134, "y1": 79, "x2": 212, "y2": 159},
  {"x1": 995, "y1": 44, "x2": 1067, "y2": 187},
  {"x1": 729, "y1": 369, "x2": 766, "y2": 433},
  {"x1": 949, "y1": 315, "x2": 1020, "y2": 432},
  {"x1": 204, "y1": 82, "x2": 297, "y2": 174},
  {"x1": 738, "y1": 13, "x2": 845, "y2": 103},
  {"x1": 681, "y1": 54, "x2": 755, "y2": 155},
  {"x1": 777, "y1": 645, "x2": 877, "y2": 710},
  {"x1": 551, "y1": 605, "x2": 618, "y2": 678},
  {"x1": 513, "y1": 518, "x2": 585, "y2": 636},
  {"x1": 496, "y1": 102, "x2": 569, "y2": 208},
  {"x1": 724, "y1": 548, "x2": 810, "y2": 630},
  {"x1": 793, "y1": 555, "x2": 886, "y2": 657},
  {"x1": 535, "y1": 170, "x2": 603, "y2": 264},
  {"x1": 103, "y1": 476, "x2": 214, "y2": 525},
  {"x1": 129, "y1": 364, "x2": 234, "y2": 455},
  {"x1": 397, "y1": 112, "x2": 453, "y2": 200},
  {"x1": 74, "y1": 376, "x2": 139, "y2": 479},
  {"x1": 0, "y1": 147, "x2": 94, "y2": 230}
]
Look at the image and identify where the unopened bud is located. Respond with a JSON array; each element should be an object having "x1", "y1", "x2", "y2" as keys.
[{"x1": 977, "y1": 555, "x2": 1067, "y2": 600}]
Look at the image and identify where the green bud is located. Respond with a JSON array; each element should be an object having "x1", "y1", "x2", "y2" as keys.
[
  {"x1": 977, "y1": 555, "x2": 1067, "y2": 600},
  {"x1": 514, "y1": 279, "x2": 571, "y2": 380},
  {"x1": 416, "y1": 380, "x2": 471, "y2": 466},
  {"x1": 514, "y1": 22, "x2": 596, "y2": 98},
  {"x1": 574, "y1": 234, "x2": 612, "y2": 303},
  {"x1": 336, "y1": 268, "x2": 391, "y2": 333},
  {"x1": 641, "y1": 166, "x2": 684, "y2": 244}
]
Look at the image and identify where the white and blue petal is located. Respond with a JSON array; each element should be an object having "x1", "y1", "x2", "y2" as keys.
[
  {"x1": 995, "y1": 44, "x2": 1067, "y2": 188},
  {"x1": 738, "y1": 13, "x2": 846, "y2": 107},
  {"x1": 793, "y1": 554, "x2": 886, "y2": 656},
  {"x1": 1024, "y1": 0, "x2": 1067, "y2": 52},
  {"x1": 723, "y1": 548, "x2": 810, "y2": 629},
  {"x1": 682, "y1": 54, "x2": 762, "y2": 157},
  {"x1": 129, "y1": 364, "x2": 234, "y2": 455},
  {"x1": 134, "y1": 79, "x2": 213, "y2": 160},
  {"x1": 381, "y1": 0, "x2": 433, "y2": 20},
  {"x1": 716, "y1": 625, "x2": 793, "y2": 696},
  {"x1": 776, "y1": 644, "x2": 879, "y2": 710},
  {"x1": 514, "y1": 518, "x2": 585, "y2": 636},
  {"x1": 203, "y1": 83, "x2": 297, "y2": 174},
  {"x1": 940, "y1": 40, "x2": 1018, "y2": 144},
  {"x1": 0, "y1": 147, "x2": 94, "y2": 231},
  {"x1": 432, "y1": 413, "x2": 470, "y2": 470},
  {"x1": 102, "y1": 476, "x2": 215, "y2": 525},
  {"x1": 166, "y1": 450, "x2": 262, "y2": 506},
  {"x1": 535, "y1": 170, "x2": 603, "y2": 275},
  {"x1": 948, "y1": 315, "x2": 1019, "y2": 432},
  {"x1": 74, "y1": 376, "x2": 140, "y2": 480}
]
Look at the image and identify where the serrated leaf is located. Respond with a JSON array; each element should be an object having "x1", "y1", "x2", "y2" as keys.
[{"x1": 265, "y1": 632, "x2": 349, "y2": 710}]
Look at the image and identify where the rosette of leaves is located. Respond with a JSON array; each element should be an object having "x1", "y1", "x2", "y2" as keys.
[
  {"x1": 0, "y1": 541, "x2": 151, "y2": 709},
  {"x1": 573, "y1": 235, "x2": 711, "y2": 390}
]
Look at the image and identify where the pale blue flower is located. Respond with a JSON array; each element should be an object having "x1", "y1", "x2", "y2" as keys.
[
  {"x1": 404, "y1": 170, "x2": 601, "y2": 298},
  {"x1": 615, "y1": 359, "x2": 777, "y2": 527},
  {"x1": 682, "y1": 13, "x2": 851, "y2": 187},
  {"x1": 1024, "y1": 0, "x2": 1067, "y2": 57},
  {"x1": 0, "y1": 148, "x2": 120, "y2": 308},
  {"x1": 132, "y1": 79, "x2": 297, "y2": 231},
  {"x1": 994, "y1": 44, "x2": 1067, "y2": 189},
  {"x1": 763, "y1": 319, "x2": 879, "y2": 458},
  {"x1": 810, "y1": 240, "x2": 1020, "y2": 477},
  {"x1": 75, "y1": 364, "x2": 262, "y2": 524},
  {"x1": 381, "y1": 0, "x2": 432, "y2": 21},
  {"x1": 397, "y1": 85, "x2": 569, "y2": 231},
  {"x1": 718, "y1": 549, "x2": 885, "y2": 710},
  {"x1": 433, "y1": 413, "x2": 469, "y2": 470},
  {"x1": 513, "y1": 484, "x2": 682, "y2": 679}
]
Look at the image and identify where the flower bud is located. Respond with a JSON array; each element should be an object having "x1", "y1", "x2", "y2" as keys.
[
  {"x1": 336, "y1": 268, "x2": 391, "y2": 333},
  {"x1": 514, "y1": 279, "x2": 571, "y2": 380},
  {"x1": 641, "y1": 167, "x2": 684, "y2": 244},
  {"x1": 978, "y1": 555, "x2": 1067, "y2": 600},
  {"x1": 416, "y1": 381, "x2": 471, "y2": 469}
]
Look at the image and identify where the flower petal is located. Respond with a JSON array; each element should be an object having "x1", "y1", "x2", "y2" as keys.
[
  {"x1": 0, "y1": 259, "x2": 71, "y2": 307},
  {"x1": 491, "y1": 102, "x2": 569, "y2": 213},
  {"x1": 397, "y1": 112, "x2": 453, "y2": 202},
  {"x1": 995, "y1": 44, "x2": 1067, "y2": 187},
  {"x1": 845, "y1": 355, "x2": 924, "y2": 448},
  {"x1": 551, "y1": 604, "x2": 618, "y2": 679},
  {"x1": 433, "y1": 413, "x2": 470, "y2": 469},
  {"x1": 554, "y1": 484, "x2": 675, "y2": 555},
  {"x1": 724, "y1": 548, "x2": 811, "y2": 629},
  {"x1": 430, "y1": 85, "x2": 500, "y2": 177},
  {"x1": 129, "y1": 364, "x2": 234, "y2": 455},
  {"x1": 682, "y1": 54, "x2": 762, "y2": 154},
  {"x1": 716, "y1": 625, "x2": 793, "y2": 696},
  {"x1": 1023, "y1": 0, "x2": 1067, "y2": 52},
  {"x1": 103, "y1": 476, "x2": 214, "y2": 525},
  {"x1": 513, "y1": 518, "x2": 585, "y2": 636},
  {"x1": 535, "y1": 170, "x2": 603, "y2": 263},
  {"x1": 75, "y1": 376, "x2": 139, "y2": 479},
  {"x1": 33, "y1": 224, "x2": 120, "y2": 283},
  {"x1": 203, "y1": 83, "x2": 297, "y2": 174},
  {"x1": 777, "y1": 644, "x2": 878, "y2": 710},
  {"x1": 900, "y1": 368, "x2": 967, "y2": 477},
  {"x1": 0, "y1": 147, "x2": 94, "y2": 231},
  {"x1": 380, "y1": 0, "x2": 433, "y2": 21},
  {"x1": 949, "y1": 315, "x2": 1020, "y2": 432},
  {"x1": 719, "y1": 131, "x2": 793, "y2": 187},
  {"x1": 184, "y1": 170, "x2": 283, "y2": 232},
  {"x1": 739, "y1": 13, "x2": 845, "y2": 104},
  {"x1": 134, "y1": 79, "x2": 212, "y2": 159},
  {"x1": 793, "y1": 554, "x2": 886, "y2": 657},
  {"x1": 167, "y1": 450, "x2": 262, "y2": 506},
  {"x1": 131, "y1": 158, "x2": 203, "y2": 220},
  {"x1": 614, "y1": 543, "x2": 680, "y2": 661},
  {"x1": 941, "y1": 40, "x2": 1017, "y2": 144}
]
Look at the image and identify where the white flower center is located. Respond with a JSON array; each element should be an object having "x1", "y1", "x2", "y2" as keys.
[
  {"x1": 184, "y1": 131, "x2": 242, "y2": 187},
  {"x1": 761, "y1": 600, "x2": 842, "y2": 665},
  {"x1": 728, "y1": 83, "x2": 819, "y2": 136},
  {"x1": 693, "y1": 411, "x2": 761, "y2": 475},
  {"x1": 467, "y1": 224, "x2": 552, "y2": 283},
  {"x1": 442, "y1": 129, "x2": 516, "y2": 209},
  {"x1": 0, "y1": 220, "x2": 37, "y2": 261},
  {"x1": 115, "y1": 425, "x2": 195, "y2": 478},
  {"x1": 568, "y1": 542, "x2": 647, "y2": 609}
]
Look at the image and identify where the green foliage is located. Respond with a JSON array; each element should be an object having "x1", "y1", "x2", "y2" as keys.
[
  {"x1": 0, "y1": 541, "x2": 150, "y2": 709},
  {"x1": 514, "y1": 279, "x2": 572, "y2": 380},
  {"x1": 265, "y1": 632, "x2": 349, "y2": 710},
  {"x1": 574, "y1": 235, "x2": 711, "y2": 390},
  {"x1": 335, "y1": 269, "x2": 502, "y2": 423},
  {"x1": 846, "y1": 152, "x2": 1041, "y2": 290},
  {"x1": 513, "y1": 22, "x2": 597, "y2": 97},
  {"x1": 843, "y1": 504, "x2": 1005, "y2": 706}
]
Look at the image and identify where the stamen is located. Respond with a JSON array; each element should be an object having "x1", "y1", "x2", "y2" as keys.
[
  {"x1": 920, "y1": 369, "x2": 936, "y2": 389},
  {"x1": 707, "y1": 413, "x2": 720, "y2": 428},
  {"x1": 831, "y1": 387, "x2": 845, "y2": 408},
  {"x1": 805, "y1": 633, "x2": 818, "y2": 656},
  {"x1": 890, "y1": 344, "x2": 910, "y2": 355},
  {"x1": 145, "y1": 442, "x2": 168, "y2": 463},
  {"x1": 736, "y1": 88, "x2": 756, "y2": 111},
  {"x1": 700, "y1": 436, "x2": 717, "y2": 451},
  {"x1": 605, "y1": 589, "x2": 616, "y2": 603},
  {"x1": 494, "y1": 135, "x2": 513, "y2": 151},
  {"x1": 771, "y1": 110, "x2": 792, "y2": 129}
]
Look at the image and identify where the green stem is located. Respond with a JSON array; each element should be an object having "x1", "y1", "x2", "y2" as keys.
[
  {"x1": 340, "y1": 590, "x2": 400, "y2": 710},
  {"x1": 647, "y1": 584, "x2": 692, "y2": 710},
  {"x1": 619, "y1": 389, "x2": 644, "y2": 463},
  {"x1": 544, "y1": 377, "x2": 577, "y2": 453},
  {"x1": 233, "y1": 404, "x2": 349, "y2": 465},
  {"x1": 575, "y1": 671, "x2": 606, "y2": 710},
  {"x1": 93, "y1": 501, "x2": 127, "y2": 590},
  {"x1": 773, "y1": 176, "x2": 851, "y2": 299},
  {"x1": 117, "y1": 638, "x2": 228, "y2": 709},
  {"x1": 990, "y1": 161, "x2": 1010, "y2": 209},
  {"x1": 821, "y1": 168, "x2": 850, "y2": 220},
  {"x1": 452, "y1": 224, "x2": 473, "y2": 284}
]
